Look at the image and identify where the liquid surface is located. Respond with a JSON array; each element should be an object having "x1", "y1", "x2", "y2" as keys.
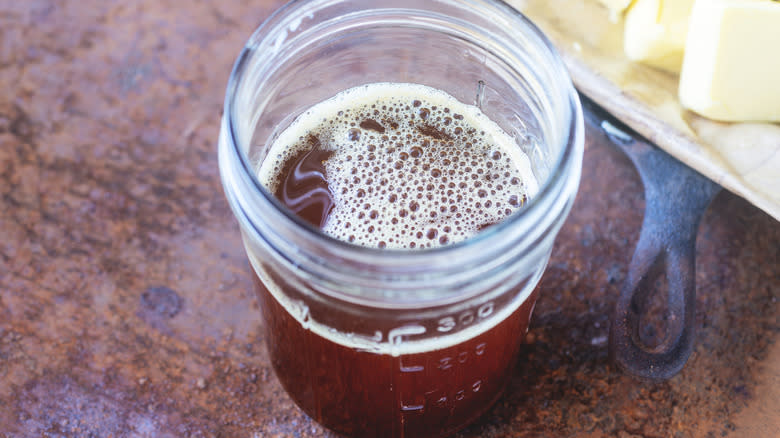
[{"x1": 259, "y1": 82, "x2": 539, "y2": 248}]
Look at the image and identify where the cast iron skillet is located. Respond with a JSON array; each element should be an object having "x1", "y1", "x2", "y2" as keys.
[{"x1": 580, "y1": 93, "x2": 721, "y2": 380}]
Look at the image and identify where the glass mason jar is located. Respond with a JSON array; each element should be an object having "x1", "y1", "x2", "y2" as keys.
[{"x1": 218, "y1": 0, "x2": 583, "y2": 436}]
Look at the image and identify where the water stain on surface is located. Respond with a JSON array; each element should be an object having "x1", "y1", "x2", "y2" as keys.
[{"x1": 140, "y1": 286, "x2": 182, "y2": 318}]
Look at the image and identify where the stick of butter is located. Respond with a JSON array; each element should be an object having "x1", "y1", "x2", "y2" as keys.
[
  {"x1": 623, "y1": 0, "x2": 695, "y2": 73},
  {"x1": 679, "y1": 0, "x2": 780, "y2": 122}
]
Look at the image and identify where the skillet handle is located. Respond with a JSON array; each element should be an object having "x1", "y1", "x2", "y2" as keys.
[
  {"x1": 579, "y1": 93, "x2": 720, "y2": 379},
  {"x1": 608, "y1": 206, "x2": 699, "y2": 380}
]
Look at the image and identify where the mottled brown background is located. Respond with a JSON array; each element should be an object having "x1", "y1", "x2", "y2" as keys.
[{"x1": 0, "y1": 1, "x2": 777, "y2": 437}]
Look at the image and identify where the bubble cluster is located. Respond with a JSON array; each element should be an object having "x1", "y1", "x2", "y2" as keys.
[{"x1": 259, "y1": 83, "x2": 539, "y2": 249}]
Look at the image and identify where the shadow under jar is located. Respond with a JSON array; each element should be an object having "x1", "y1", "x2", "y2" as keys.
[{"x1": 218, "y1": 1, "x2": 583, "y2": 436}]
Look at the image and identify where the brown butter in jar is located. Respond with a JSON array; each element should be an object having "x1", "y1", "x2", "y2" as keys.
[{"x1": 218, "y1": 0, "x2": 584, "y2": 436}]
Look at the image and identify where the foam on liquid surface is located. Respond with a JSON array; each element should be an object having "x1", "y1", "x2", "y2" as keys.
[{"x1": 258, "y1": 83, "x2": 538, "y2": 249}]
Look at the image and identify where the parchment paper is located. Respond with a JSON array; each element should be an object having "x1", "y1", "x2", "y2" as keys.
[{"x1": 510, "y1": 0, "x2": 780, "y2": 222}]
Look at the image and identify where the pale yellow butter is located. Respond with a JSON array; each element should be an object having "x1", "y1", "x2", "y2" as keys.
[
  {"x1": 597, "y1": 0, "x2": 635, "y2": 21},
  {"x1": 623, "y1": 0, "x2": 695, "y2": 73},
  {"x1": 679, "y1": 0, "x2": 780, "y2": 122}
]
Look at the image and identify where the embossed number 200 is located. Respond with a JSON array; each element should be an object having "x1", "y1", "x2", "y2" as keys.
[{"x1": 437, "y1": 342, "x2": 487, "y2": 371}]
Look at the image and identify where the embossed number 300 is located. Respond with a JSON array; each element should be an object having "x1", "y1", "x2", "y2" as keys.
[{"x1": 436, "y1": 302, "x2": 494, "y2": 333}]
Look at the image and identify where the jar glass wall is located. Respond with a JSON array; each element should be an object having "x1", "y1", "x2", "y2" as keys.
[{"x1": 218, "y1": 1, "x2": 583, "y2": 436}]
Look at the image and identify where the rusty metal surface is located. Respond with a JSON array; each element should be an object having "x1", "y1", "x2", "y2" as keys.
[{"x1": 0, "y1": 1, "x2": 777, "y2": 437}]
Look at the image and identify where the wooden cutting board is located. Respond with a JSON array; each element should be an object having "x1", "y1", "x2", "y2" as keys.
[{"x1": 509, "y1": 0, "x2": 780, "y2": 222}]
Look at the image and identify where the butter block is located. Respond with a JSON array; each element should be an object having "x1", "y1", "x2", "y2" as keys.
[
  {"x1": 597, "y1": 0, "x2": 635, "y2": 21},
  {"x1": 679, "y1": 0, "x2": 780, "y2": 122},
  {"x1": 623, "y1": 0, "x2": 695, "y2": 73}
]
